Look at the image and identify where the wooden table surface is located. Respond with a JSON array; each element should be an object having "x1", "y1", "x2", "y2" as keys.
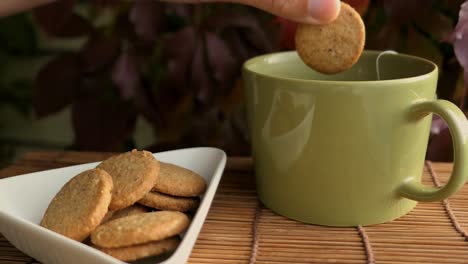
[{"x1": 1, "y1": 151, "x2": 468, "y2": 264}]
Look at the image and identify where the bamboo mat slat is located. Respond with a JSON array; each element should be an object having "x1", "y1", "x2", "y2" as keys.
[{"x1": 1, "y1": 152, "x2": 468, "y2": 263}]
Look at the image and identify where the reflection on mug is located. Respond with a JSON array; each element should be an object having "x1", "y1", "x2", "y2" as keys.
[{"x1": 261, "y1": 89, "x2": 316, "y2": 173}]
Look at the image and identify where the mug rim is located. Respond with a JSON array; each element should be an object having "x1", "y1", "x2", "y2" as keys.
[{"x1": 242, "y1": 50, "x2": 438, "y2": 85}]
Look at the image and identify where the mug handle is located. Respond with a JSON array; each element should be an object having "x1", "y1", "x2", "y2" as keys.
[{"x1": 398, "y1": 100, "x2": 468, "y2": 202}]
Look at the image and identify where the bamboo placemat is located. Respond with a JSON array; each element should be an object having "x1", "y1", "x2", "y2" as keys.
[{"x1": 1, "y1": 152, "x2": 468, "y2": 264}]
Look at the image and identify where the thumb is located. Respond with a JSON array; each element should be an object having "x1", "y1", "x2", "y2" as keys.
[{"x1": 233, "y1": 0, "x2": 341, "y2": 24}]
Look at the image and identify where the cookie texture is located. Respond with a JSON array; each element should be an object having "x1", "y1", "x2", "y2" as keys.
[
  {"x1": 101, "y1": 204, "x2": 150, "y2": 224},
  {"x1": 95, "y1": 237, "x2": 180, "y2": 262},
  {"x1": 40, "y1": 169, "x2": 113, "y2": 241},
  {"x1": 152, "y1": 162, "x2": 207, "y2": 197},
  {"x1": 295, "y1": 2, "x2": 365, "y2": 74},
  {"x1": 97, "y1": 149, "x2": 160, "y2": 210},
  {"x1": 139, "y1": 191, "x2": 200, "y2": 212},
  {"x1": 91, "y1": 211, "x2": 189, "y2": 248}
]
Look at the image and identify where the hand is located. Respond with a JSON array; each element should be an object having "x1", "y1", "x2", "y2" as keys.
[
  {"x1": 0, "y1": 0, "x2": 54, "y2": 17},
  {"x1": 1, "y1": 0, "x2": 341, "y2": 25},
  {"x1": 166, "y1": 0, "x2": 341, "y2": 24}
]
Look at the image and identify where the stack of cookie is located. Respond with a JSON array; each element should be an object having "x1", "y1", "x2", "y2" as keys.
[
  {"x1": 139, "y1": 162, "x2": 207, "y2": 212},
  {"x1": 40, "y1": 149, "x2": 207, "y2": 262}
]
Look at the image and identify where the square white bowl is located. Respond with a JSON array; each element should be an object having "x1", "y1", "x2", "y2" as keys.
[{"x1": 0, "y1": 147, "x2": 227, "y2": 264}]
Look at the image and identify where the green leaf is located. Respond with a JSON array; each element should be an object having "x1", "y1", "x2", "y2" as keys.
[
  {"x1": 0, "y1": 14, "x2": 37, "y2": 56},
  {"x1": 0, "y1": 79, "x2": 32, "y2": 116}
]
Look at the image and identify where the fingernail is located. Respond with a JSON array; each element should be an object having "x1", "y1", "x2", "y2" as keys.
[{"x1": 307, "y1": 0, "x2": 341, "y2": 24}]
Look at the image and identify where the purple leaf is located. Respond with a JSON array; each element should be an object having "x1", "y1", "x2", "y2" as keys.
[
  {"x1": 133, "y1": 84, "x2": 161, "y2": 125},
  {"x1": 111, "y1": 51, "x2": 140, "y2": 100},
  {"x1": 94, "y1": 0, "x2": 121, "y2": 8},
  {"x1": 72, "y1": 95, "x2": 136, "y2": 151},
  {"x1": 152, "y1": 83, "x2": 192, "y2": 128},
  {"x1": 181, "y1": 107, "x2": 250, "y2": 156},
  {"x1": 156, "y1": 27, "x2": 200, "y2": 126},
  {"x1": 191, "y1": 36, "x2": 214, "y2": 105},
  {"x1": 80, "y1": 34, "x2": 121, "y2": 73},
  {"x1": 78, "y1": 74, "x2": 109, "y2": 96},
  {"x1": 446, "y1": 1, "x2": 468, "y2": 58},
  {"x1": 427, "y1": 115, "x2": 452, "y2": 161},
  {"x1": 222, "y1": 30, "x2": 251, "y2": 62},
  {"x1": 184, "y1": 108, "x2": 220, "y2": 144},
  {"x1": 205, "y1": 32, "x2": 237, "y2": 87},
  {"x1": 427, "y1": 112, "x2": 468, "y2": 162},
  {"x1": 426, "y1": 115, "x2": 453, "y2": 161},
  {"x1": 427, "y1": 126, "x2": 453, "y2": 162},
  {"x1": 209, "y1": 13, "x2": 273, "y2": 52},
  {"x1": 33, "y1": 0, "x2": 93, "y2": 37},
  {"x1": 165, "y1": 3, "x2": 193, "y2": 21},
  {"x1": 430, "y1": 115, "x2": 448, "y2": 135},
  {"x1": 129, "y1": 0, "x2": 165, "y2": 41},
  {"x1": 33, "y1": 54, "x2": 81, "y2": 118},
  {"x1": 446, "y1": 1, "x2": 468, "y2": 107},
  {"x1": 201, "y1": 11, "x2": 275, "y2": 79},
  {"x1": 162, "y1": 26, "x2": 197, "y2": 93},
  {"x1": 412, "y1": 9, "x2": 454, "y2": 43},
  {"x1": 383, "y1": 0, "x2": 429, "y2": 24}
]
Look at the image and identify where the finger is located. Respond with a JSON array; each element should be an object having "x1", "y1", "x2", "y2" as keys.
[
  {"x1": 165, "y1": 0, "x2": 341, "y2": 24},
  {"x1": 0, "y1": 0, "x2": 54, "y2": 17},
  {"x1": 237, "y1": 0, "x2": 341, "y2": 24}
]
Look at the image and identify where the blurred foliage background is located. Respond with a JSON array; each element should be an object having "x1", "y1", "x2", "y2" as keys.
[{"x1": 0, "y1": 0, "x2": 467, "y2": 167}]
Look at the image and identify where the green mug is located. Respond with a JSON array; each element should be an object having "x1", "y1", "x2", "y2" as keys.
[{"x1": 243, "y1": 50, "x2": 468, "y2": 226}]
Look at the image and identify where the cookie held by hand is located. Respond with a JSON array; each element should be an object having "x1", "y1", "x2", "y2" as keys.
[{"x1": 295, "y1": 2, "x2": 365, "y2": 74}]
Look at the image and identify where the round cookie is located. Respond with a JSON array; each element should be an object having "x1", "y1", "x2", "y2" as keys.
[
  {"x1": 95, "y1": 236, "x2": 180, "y2": 262},
  {"x1": 91, "y1": 211, "x2": 189, "y2": 248},
  {"x1": 295, "y1": 2, "x2": 365, "y2": 74},
  {"x1": 97, "y1": 149, "x2": 160, "y2": 210},
  {"x1": 138, "y1": 191, "x2": 200, "y2": 212},
  {"x1": 40, "y1": 168, "x2": 113, "y2": 242},
  {"x1": 101, "y1": 204, "x2": 150, "y2": 224},
  {"x1": 152, "y1": 162, "x2": 206, "y2": 197}
]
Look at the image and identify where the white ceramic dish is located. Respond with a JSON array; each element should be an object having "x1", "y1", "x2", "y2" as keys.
[{"x1": 0, "y1": 147, "x2": 227, "y2": 264}]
